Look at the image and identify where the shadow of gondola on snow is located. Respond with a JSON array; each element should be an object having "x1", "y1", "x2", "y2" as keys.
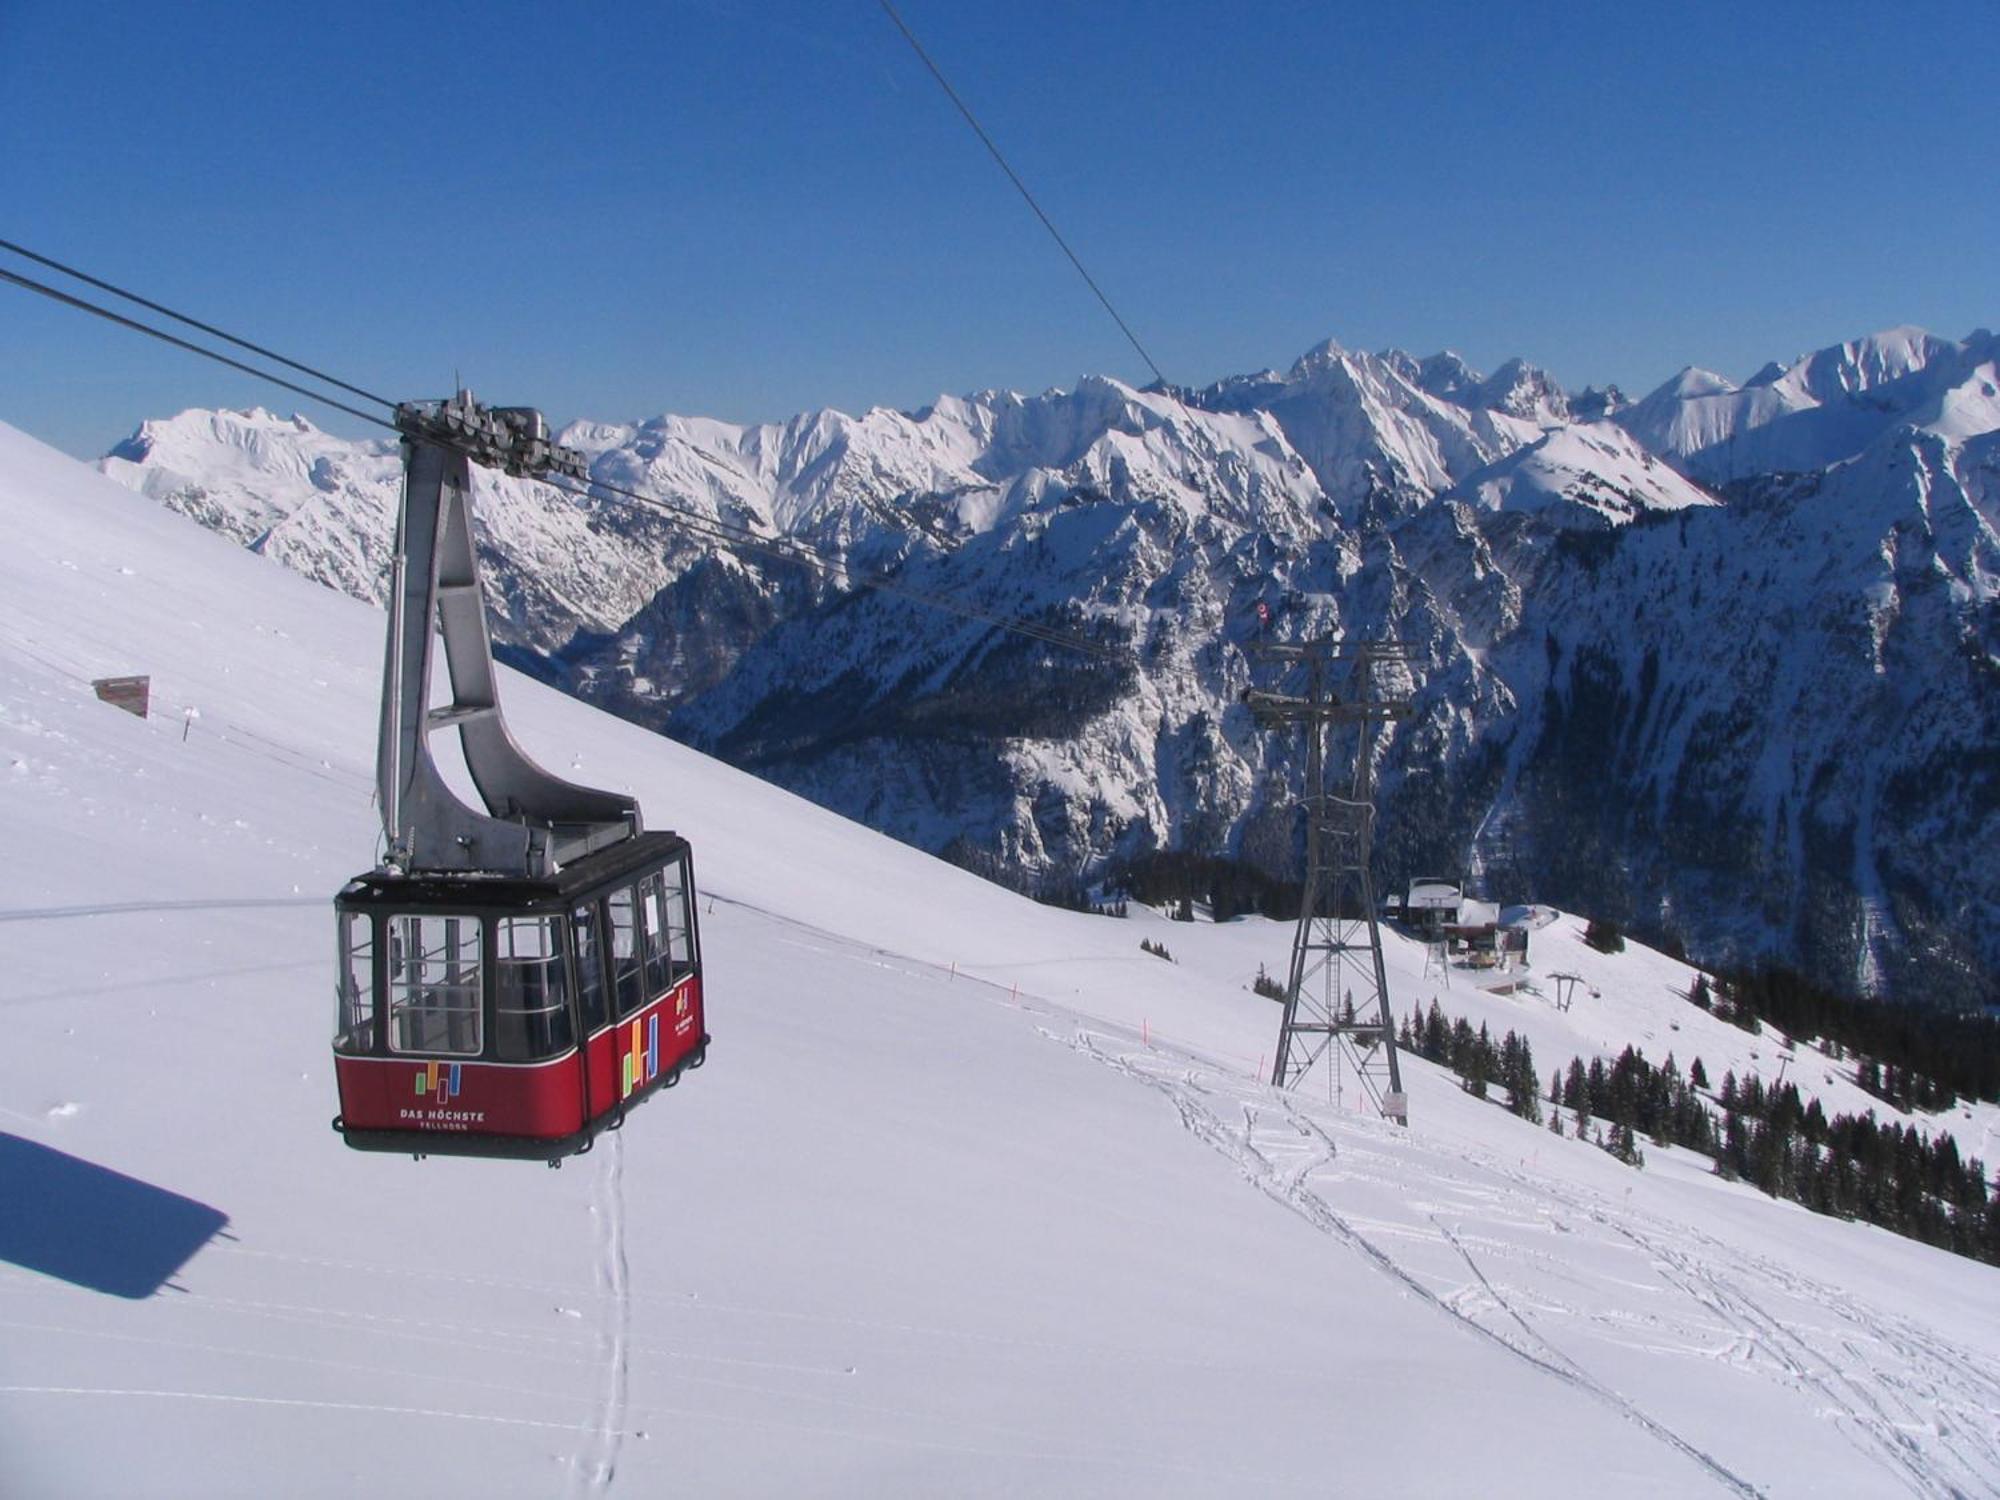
[{"x1": 0, "y1": 1132, "x2": 228, "y2": 1298}]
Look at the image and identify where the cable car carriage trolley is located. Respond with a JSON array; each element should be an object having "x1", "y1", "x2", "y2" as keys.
[{"x1": 333, "y1": 393, "x2": 708, "y2": 1161}]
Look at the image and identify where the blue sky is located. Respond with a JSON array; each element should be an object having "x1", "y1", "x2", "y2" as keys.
[{"x1": 2, "y1": 0, "x2": 1994, "y2": 458}]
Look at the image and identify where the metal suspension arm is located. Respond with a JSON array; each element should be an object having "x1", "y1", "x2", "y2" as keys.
[{"x1": 377, "y1": 392, "x2": 639, "y2": 877}]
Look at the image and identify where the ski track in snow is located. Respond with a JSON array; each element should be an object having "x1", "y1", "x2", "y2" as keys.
[
  {"x1": 705, "y1": 889, "x2": 2000, "y2": 1494},
  {"x1": 0, "y1": 1274, "x2": 1317, "y2": 1489},
  {"x1": 572, "y1": 1127, "x2": 633, "y2": 1497},
  {"x1": 0, "y1": 896, "x2": 327, "y2": 923},
  {"x1": 1045, "y1": 1022, "x2": 2000, "y2": 1500},
  {"x1": 1049, "y1": 1026, "x2": 1763, "y2": 1497},
  {"x1": 0, "y1": 1385, "x2": 608, "y2": 1432},
  {"x1": 0, "y1": 1312, "x2": 618, "y2": 1414},
  {"x1": 1601, "y1": 1222, "x2": 1959, "y2": 1498},
  {"x1": 189, "y1": 1238, "x2": 1330, "y2": 1380},
  {"x1": 1461, "y1": 1139, "x2": 2000, "y2": 1499}
]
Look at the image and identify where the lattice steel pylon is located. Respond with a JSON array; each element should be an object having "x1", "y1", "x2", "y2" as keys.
[
  {"x1": 1245, "y1": 639, "x2": 1412, "y2": 1124},
  {"x1": 1423, "y1": 929, "x2": 1453, "y2": 987}
]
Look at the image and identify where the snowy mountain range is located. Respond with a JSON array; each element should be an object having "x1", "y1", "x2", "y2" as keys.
[
  {"x1": 96, "y1": 326, "x2": 2000, "y2": 1005},
  {"x1": 7, "y1": 418, "x2": 2000, "y2": 1495}
]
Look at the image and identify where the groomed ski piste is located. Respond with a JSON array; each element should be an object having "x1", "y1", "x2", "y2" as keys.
[{"x1": 3, "y1": 418, "x2": 1997, "y2": 1497}]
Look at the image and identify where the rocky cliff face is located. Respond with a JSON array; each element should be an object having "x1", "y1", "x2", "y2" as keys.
[{"x1": 98, "y1": 327, "x2": 2000, "y2": 1003}]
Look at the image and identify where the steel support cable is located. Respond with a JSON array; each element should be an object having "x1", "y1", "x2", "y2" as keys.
[
  {"x1": 0, "y1": 266, "x2": 396, "y2": 433},
  {"x1": 0, "y1": 238, "x2": 396, "y2": 412},
  {"x1": 875, "y1": 0, "x2": 1173, "y2": 394}
]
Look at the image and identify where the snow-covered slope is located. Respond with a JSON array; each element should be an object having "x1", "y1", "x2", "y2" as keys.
[
  {"x1": 8, "y1": 425, "x2": 2000, "y2": 1495},
  {"x1": 1615, "y1": 327, "x2": 1993, "y2": 484},
  {"x1": 1446, "y1": 420, "x2": 1720, "y2": 522}
]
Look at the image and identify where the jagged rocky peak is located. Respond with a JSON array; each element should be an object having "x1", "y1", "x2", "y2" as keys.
[
  {"x1": 1378, "y1": 348, "x2": 1481, "y2": 405},
  {"x1": 1281, "y1": 335, "x2": 1387, "y2": 396},
  {"x1": 1419, "y1": 349, "x2": 1480, "y2": 392},
  {"x1": 1291, "y1": 339, "x2": 1476, "y2": 407},
  {"x1": 1380, "y1": 348, "x2": 1570, "y2": 425},
  {"x1": 1570, "y1": 385, "x2": 1626, "y2": 421},
  {"x1": 1474, "y1": 358, "x2": 1571, "y2": 425}
]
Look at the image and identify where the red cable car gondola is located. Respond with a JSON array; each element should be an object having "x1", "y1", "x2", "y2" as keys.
[{"x1": 331, "y1": 393, "x2": 707, "y2": 1161}]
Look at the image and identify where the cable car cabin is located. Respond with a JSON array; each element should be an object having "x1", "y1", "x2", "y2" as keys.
[
  {"x1": 334, "y1": 395, "x2": 712, "y2": 1161},
  {"x1": 332, "y1": 832, "x2": 708, "y2": 1161}
]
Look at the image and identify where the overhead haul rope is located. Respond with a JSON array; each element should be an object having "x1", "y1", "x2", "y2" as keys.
[
  {"x1": 0, "y1": 242, "x2": 1129, "y2": 665},
  {"x1": 0, "y1": 237, "x2": 395, "y2": 411},
  {"x1": 875, "y1": 1, "x2": 1176, "y2": 395},
  {"x1": 0, "y1": 264, "x2": 393, "y2": 432}
]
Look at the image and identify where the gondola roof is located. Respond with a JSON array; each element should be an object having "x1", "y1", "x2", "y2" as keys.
[{"x1": 338, "y1": 828, "x2": 691, "y2": 910}]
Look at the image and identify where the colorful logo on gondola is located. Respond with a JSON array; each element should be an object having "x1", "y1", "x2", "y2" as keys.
[
  {"x1": 415, "y1": 1061, "x2": 463, "y2": 1103},
  {"x1": 621, "y1": 1015, "x2": 660, "y2": 1099}
]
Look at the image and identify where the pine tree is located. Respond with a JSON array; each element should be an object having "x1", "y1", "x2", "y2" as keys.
[
  {"x1": 1718, "y1": 1111, "x2": 1747, "y2": 1179},
  {"x1": 1583, "y1": 917, "x2": 1625, "y2": 953},
  {"x1": 1607, "y1": 1121, "x2": 1644, "y2": 1168},
  {"x1": 1508, "y1": 1032, "x2": 1541, "y2": 1123},
  {"x1": 1449, "y1": 1017, "x2": 1475, "y2": 1072},
  {"x1": 1857, "y1": 1057, "x2": 1882, "y2": 1099},
  {"x1": 1462, "y1": 1023, "x2": 1493, "y2": 1099},
  {"x1": 1424, "y1": 1001, "x2": 1448, "y2": 1062},
  {"x1": 1565, "y1": 1057, "x2": 1591, "y2": 1121}
]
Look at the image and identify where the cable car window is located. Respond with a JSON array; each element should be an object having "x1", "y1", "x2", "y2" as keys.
[
  {"x1": 661, "y1": 859, "x2": 694, "y2": 975},
  {"x1": 573, "y1": 902, "x2": 609, "y2": 1033},
  {"x1": 639, "y1": 870, "x2": 673, "y2": 997},
  {"x1": 387, "y1": 914, "x2": 482, "y2": 1056},
  {"x1": 608, "y1": 885, "x2": 645, "y2": 1017},
  {"x1": 334, "y1": 912, "x2": 376, "y2": 1056},
  {"x1": 495, "y1": 916, "x2": 573, "y2": 1061}
]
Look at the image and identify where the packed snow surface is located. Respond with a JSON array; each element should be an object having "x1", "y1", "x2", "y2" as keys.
[{"x1": 4, "y1": 422, "x2": 1999, "y2": 1496}]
